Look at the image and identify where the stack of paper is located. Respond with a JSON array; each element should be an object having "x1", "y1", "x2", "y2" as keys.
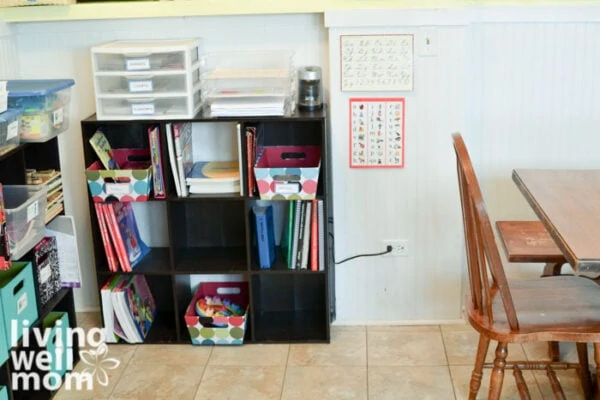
[
  {"x1": 186, "y1": 160, "x2": 240, "y2": 194},
  {"x1": 209, "y1": 96, "x2": 286, "y2": 117}
]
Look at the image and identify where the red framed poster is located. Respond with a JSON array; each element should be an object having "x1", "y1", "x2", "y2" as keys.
[{"x1": 349, "y1": 97, "x2": 405, "y2": 169}]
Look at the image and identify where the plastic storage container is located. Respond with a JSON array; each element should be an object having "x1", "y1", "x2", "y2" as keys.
[
  {"x1": 6, "y1": 79, "x2": 74, "y2": 142},
  {"x1": 0, "y1": 108, "x2": 21, "y2": 155},
  {"x1": 91, "y1": 39, "x2": 203, "y2": 120},
  {"x1": 4, "y1": 185, "x2": 47, "y2": 260}
]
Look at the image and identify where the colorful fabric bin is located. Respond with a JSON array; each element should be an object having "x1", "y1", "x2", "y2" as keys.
[
  {"x1": 254, "y1": 145, "x2": 321, "y2": 200},
  {"x1": 86, "y1": 148, "x2": 152, "y2": 202},
  {"x1": 185, "y1": 282, "x2": 248, "y2": 345}
]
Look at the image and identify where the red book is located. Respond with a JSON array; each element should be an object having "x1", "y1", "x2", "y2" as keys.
[
  {"x1": 94, "y1": 203, "x2": 119, "y2": 272},
  {"x1": 102, "y1": 203, "x2": 132, "y2": 272},
  {"x1": 310, "y1": 198, "x2": 318, "y2": 271}
]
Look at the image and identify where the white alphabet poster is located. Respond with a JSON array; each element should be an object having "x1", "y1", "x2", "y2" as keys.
[
  {"x1": 349, "y1": 98, "x2": 405, "y2": 168},
  {"x1": 341, "y1": 34, "x2": 413, "y2": 92}
]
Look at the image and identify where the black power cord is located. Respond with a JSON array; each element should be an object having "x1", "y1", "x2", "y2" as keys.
[
  {"x1": 327, "y1": 217, "x2": 393, "y2": 264},
  {"x1": 335, "y1": 245, "x2": 393, "y2": 265}
]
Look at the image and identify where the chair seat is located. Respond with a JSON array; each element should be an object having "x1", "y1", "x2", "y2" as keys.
[
  {"x1": 496, "y1": 220, "x2": 566, "y2": 263},
  {"x1": 468, "y1": 276, "x2": 600, "y2": 342}
]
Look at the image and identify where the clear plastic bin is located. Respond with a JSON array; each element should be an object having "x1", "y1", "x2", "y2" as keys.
[
  {"x1": 202, "y1": 50, "x2": 294, "y2": 80},
  {"x1": 0, "y1": 109, "x2": 21, "y2": 156},
  {"x1": 97, "y1": 91, "x2": 202, "y2": 120},
  {"x1": 94, "y1": 69, "x2": 200, "y2": 95},
  {"x1": 6, "y1": 79, "x2": 75, "y2": 142},
  {"x1": 4, "y1": 185, "x2": 47, "y2": 260}
]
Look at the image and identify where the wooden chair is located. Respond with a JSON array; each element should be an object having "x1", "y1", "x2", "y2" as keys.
[{"x1": 452, "y1": 133, "x2": 600, "y2": 399}]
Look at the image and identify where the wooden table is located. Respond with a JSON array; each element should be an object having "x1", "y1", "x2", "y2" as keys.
[{"x1": 513, "y1": 169, "x2": 600, "y2": 275}]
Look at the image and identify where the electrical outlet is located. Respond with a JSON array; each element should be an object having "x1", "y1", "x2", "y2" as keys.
[
  {"x1": 383, "y1": 239, "x2": 409, "y2": 257},
  {"x1": 419, "y1": 28, "x2": 437, "y2": 57}
]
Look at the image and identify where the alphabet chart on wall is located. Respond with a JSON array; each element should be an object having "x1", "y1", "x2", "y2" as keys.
[
  {"x1": 349, "y1": 98, "x2": 405, "y2": 168},
  {"x1": 340, "y1": 34, "x2": 413, "y2": 92}
]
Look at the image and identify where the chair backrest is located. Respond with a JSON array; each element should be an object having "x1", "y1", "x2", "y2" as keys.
[{"x1": 452, "y1": 133, "x2": 519, "y2": 331}]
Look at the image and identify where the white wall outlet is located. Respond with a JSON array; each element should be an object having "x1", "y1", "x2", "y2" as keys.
[
  {"x1": 419, "y1": 28, "x2": 437, "y2": 57},
  {"x1": 383, "y1": 239, "x2": 409, "y2": 257}
]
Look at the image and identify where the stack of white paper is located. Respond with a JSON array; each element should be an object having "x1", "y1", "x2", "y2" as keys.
[{"x1": 209, "y1": 96, "x2": 286, "y2": 117}]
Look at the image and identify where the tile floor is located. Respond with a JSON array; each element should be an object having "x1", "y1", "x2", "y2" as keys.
[{"x1": 53, "y1": 312, "x2": 590, "y2": 399}]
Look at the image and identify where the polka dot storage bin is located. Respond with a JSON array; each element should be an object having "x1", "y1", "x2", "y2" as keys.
[
  {"x1": 185, "y1": 282, "x2": 249, "y2": 345},
  {"x1": 85, "y1": 148, "x2": 152, "y2": 202},
  {"x1": 253, "y1": 145, "x2": 321, "y2": 200}
]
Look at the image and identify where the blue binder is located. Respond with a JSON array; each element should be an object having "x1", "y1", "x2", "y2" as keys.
[{"x1": 253, "y1": 205, "x2": 276, "y2": 269}]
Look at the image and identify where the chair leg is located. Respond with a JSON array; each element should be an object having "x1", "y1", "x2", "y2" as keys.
[
  {"x1": 469, "y1": 334, "x2": 490, "y2": 400},
  {"x1": 576, "y1": 342, "x2": 594, "y2": 400},
  {"x1": 489, "y1": 341, "x2": 508, "y2": 400},
  {"x1": 594, "y1": 343, "x2": 600, "y2": 399}
]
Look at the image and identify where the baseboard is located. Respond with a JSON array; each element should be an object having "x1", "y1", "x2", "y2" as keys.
[
  {"x1": 74, "y1": 306, "x2": 101, "y2": 313},
  {"x1": 332, "y1": 319, "x2": 466, "y2": 326}
]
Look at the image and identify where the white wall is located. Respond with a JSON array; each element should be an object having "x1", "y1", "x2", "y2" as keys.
[
  {"x1": 7, "y1": 6, "x2": 600, "y2": 322},
  {"x1": 9, "y1": 14, "x2": 327, "y2": 311}
]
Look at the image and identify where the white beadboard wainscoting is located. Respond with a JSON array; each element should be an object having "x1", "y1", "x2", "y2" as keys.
[{"x1": 5, "y1": 6, "x2": 600, "y2": 322}]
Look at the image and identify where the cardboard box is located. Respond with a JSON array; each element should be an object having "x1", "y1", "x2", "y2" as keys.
[
  {"x1": 86, "y1": 148, "x2": 152, "y2": 202},
  {"x1": 0, "y1": 262, "x2": 38, "y2": 348},
  {"x1": 254, "y1": 145, "x2": 321, "y2": 200},
  {"x1": 185, "y1": 282, "x2": 248, "y2": 345}
]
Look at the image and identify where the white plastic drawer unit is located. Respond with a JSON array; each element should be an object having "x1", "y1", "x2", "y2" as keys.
[
  {"x1": 91, "y1": 38, "x2": 203, "y2": 120},
  {"x1": 96, "y1": 90, "x2": 202, "y2": 119}
]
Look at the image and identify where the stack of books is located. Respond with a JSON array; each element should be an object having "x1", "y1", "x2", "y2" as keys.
[
  {"x1": 101, "y1": 274, "x2": 156, "y2": 343},
  {"x1": 26, "y1": 169, "x2": 64, "y2": 223},
  {"x1": 93, "y1": 202, "x2": 150, "y2": 272}
]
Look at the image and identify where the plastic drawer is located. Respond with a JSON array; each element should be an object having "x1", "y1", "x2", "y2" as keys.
[{"x1": 4, "y1": 185, "x2": 47, "y2": 260}]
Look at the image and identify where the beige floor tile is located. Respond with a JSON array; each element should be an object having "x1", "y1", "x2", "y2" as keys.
[
  {"x1": 288, "y1": 326, "x2": 366, "y2": 366},
  {"x1": 442, "y1": 330, "x2": 526, "y2": 365},
  {"x1": 368, "y1": 325, "x2": 440, "y2": 333},
  {"x1": 111, "y1": 363, "x2": 204, "y2": 400},
  {"x1": 208, "y1": 344, "x2": 289, "y2": 366},
  {"x1": 532, "y1": 369, "x2": 586, "y2": 399},
  {"x1": 195, "y1": 366, "x2": 285, "y2": 400},
  {"x1": 440, "y1": 323, "x2": 471, "y2": 333},
  {"x1": 130, "y1": 344, "x2": 211, "y2": 365},
  {"x1": 449, "y1": 365, "x2": 543, "y2": 400},
  {"x1": 76, "y1": 312, "x2": 102, "y2": 331},
  {"x1": 281, "y1": 366, "x2": 367, "y2": 400},
  {"x1": 369, "y1": 366, "x2": 455, "y2": 400},
  {"x1": 54, "y1": 345, "x2": 133, "y2": 400},
  {"x1": 330, "y1": 325, "x2": 366, "y2": 332},
  {"x1": 368, "y1": 329, "x2": 447, "y2": 366}
]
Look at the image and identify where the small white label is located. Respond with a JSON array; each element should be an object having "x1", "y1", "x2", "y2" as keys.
[
  {"x1": 17, "y1": 292, "x2": 27, "y2": 315},
  {"x1": 6, "y1": 120, "x2": 18, "y2": 141},
  {"x1": 126, "y1": 58, "x2": 151, "y2": 71},
  {"x1": 275, "y1": 183, "x2": 300, "y2": 194},
  {"x1": 131, "y1": 103, "x2": 155, "y2": 115},
  {"x1": 53, "y1": 107, "x2": 64, "y2": 126},
  {"x1": 26, "y1": 201, "x2": 39, "y2": 222},
  {"x1": 105, "y1": 182, "x2": 130, "y2": 196},
  {"x1": 39, "y1": 265, "x2": 51, "y2": 284},
  {"x1": 128, "y1": 80, "x2": 153, "y2": 93}
]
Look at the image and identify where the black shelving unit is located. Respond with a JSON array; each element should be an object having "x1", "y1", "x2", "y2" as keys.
[
  {"x1": 0, "y1": 137, "x2": 79, "y2": 400},
  {"x1": 81, "y1": 108, "x2": 334, "y2": 344}
]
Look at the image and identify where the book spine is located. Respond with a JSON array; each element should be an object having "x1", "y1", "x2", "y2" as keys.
[
  {"x1": 285, "y1": 201, "x2": 295, "y2": 268},
  {"x1": 147, "y1": 125, "x2": 166, "y2": 199},
  {"x1": 317, "y1": 199, "x2": 325, "y2": 271},
  {"x1": 300, "y1": 202, "x2": 312, "y2": 270},
  {"x1": 165, "y1": 123, "x2": 181, "y2": 197},
  {"x1": 236, "y1": 123, "x2": 245, "y2": 196},
  {"x1": 95, "y1": 203, "x2": 118, "y2": 272},
  {"x1": 103, "y1": 203, "x2": 132, "y2": 272},
  {"x1": 295, "y1": 202, "x2": 306, "y2": 269},
  {"x1": 254, "y1": 207, "x2": 273, "y2": 269},
  {"x1": 290, "y1": 200, "x2": 301, "y2": 269},
  {"x1": 246, "y1": 126, "x2": 256, "y2": 197},
  {"x1": 310, "y1": 199, "x2": 318, "y2": 271}
]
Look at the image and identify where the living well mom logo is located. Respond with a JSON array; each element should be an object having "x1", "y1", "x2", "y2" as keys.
[{"x1": 10, "y1": 319, "x2": 120, "y2": 392}]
